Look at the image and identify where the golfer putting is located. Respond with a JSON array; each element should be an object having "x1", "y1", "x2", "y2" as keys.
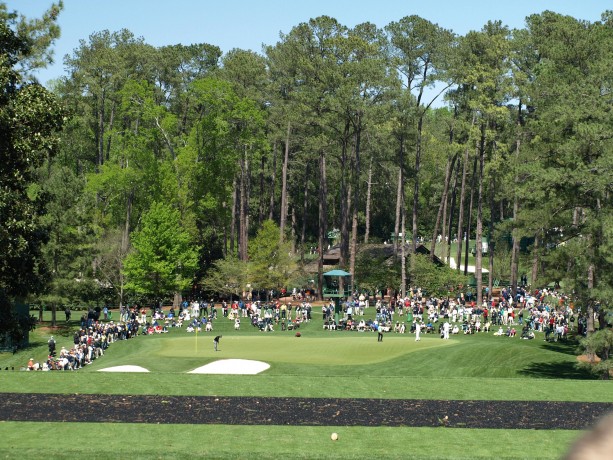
[{"x1": 214, "y1": 335, "x2": 222, "y2": 351}]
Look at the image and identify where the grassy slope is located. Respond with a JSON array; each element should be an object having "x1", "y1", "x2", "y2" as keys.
[{"x1": 0, "y1": 308, "x2": 608, "y2": 459}]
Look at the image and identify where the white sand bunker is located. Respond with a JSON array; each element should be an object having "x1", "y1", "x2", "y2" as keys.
[
  {"x1": 189, "y1": 359, "x2": 270, "y2": 375},
  {"x1": 98, "y1": 365, "x2": 150, "y2": 373}
]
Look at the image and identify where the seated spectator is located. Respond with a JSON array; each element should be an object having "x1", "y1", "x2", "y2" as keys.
[{"x1": 493, "y1": 327, "x2": 504, "y2": 336}]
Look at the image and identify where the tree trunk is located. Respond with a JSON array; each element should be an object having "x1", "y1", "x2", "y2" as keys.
[
  {"x1": 475, "y1": 126, "x2": 485, "y2": 307},
  {"x1": 350, "y1": 207, "x2": 357, "y2": 288},
  {"x1": 339, "y1": 120, "x2": 351, "y2": 266},
  {"x1": 300, "y1": 163, "x2": 309, "y2": 262},
  {"x1": 290, "y1": 206, "x2": 296, "y2": 255},
  {"x1": 317, "y1": 150, "x2": 328, "y2": 300},
  {"x1": 455, "y1": 115, "x2": 475, "y2": 271},
  {"x1": 510, "y1": 135, "x2": 521, "y2": 301},
  {"x1": 430, "y1": 154, "x2": 457, "y2": 259},
  {"x1": 440, "y1": 178, "x2": 449, "y2": 263},
  {"x1": 438, "y1": 118, "x2": 457, "y2": 263},
  {"x1": 456, "y1": 146, "x2": 469, "y2": 271},
  {"x1": 394, "y1": 135, "x2": 405, "y2": 255},
  {"x1": 230, "y1": 177, "x2": 238, "y2": 255},
  {"x1": 258, "y1": 154, "x2": 265, "y2": 227},
  {"x1": 463, "y1": 152, "x2": 478, "y2": 276},
  {"x1": 51, "y1": 303, "x2": 57, "y2": 327},
  {"x1": 120, "y1": 189, "x2": 134, "y2": 307},
  {"x1": 268, "y1": 142, "x2": 277, "y2": 221},
  {"x1": 105, "y1": 102, "x2": 115, "y2": 162},
  {"x1": 97, "y1": 89, "x2": 106, "y2": 170},
  {"x1": 238, "y1": 148, "x2": 250, "y2": 261},
  {"x1": 587, "y1": 263, "x2": 595, "y2": 333},
  {"x1": 223, "y1": 201, "x2": 228, "y2": 258},
  {"x1": 531, "y1": 233, "x2": 540, "y2": 287},
  {"x1": 349, "y1": 124, "x2": 362, "y2": 288},
  {"x1": 411, "y1": 117, "x2": 424, "y2": 257},
  {"x1": 364, "y1": 158, "x2": 373, "y2": 244},
  {"x1": 394, "y1": 165, "x2": 402, "y2": 255},
  {"x1": 279, "y1": 122, "x2": 291, "y2": 242},
  {"x1": 446, "y1": 159, "x2": 460, "y2": 264},
  {"x1": 400, "y1": 193, "x2": 406, "y2": 298},
  {"x1": 510, "y1": 196, "x2": 520, "y2": 301},
  {"x1": 487, "y1": 175, "x2": 495, "y2": 299}
]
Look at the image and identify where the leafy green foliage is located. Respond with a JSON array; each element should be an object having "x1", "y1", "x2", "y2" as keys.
[
  {"x1": 409, "y1": 254, "x2": 469, "y2": 297},
  {"x1": 354, "y1": 250, "x2": 401, "y2": 294},
  {"x1": 123, "y1": 202, "x2": 199, "y2": 299},
  {"x1": 248, "y1": 220, "x2": 298, "y2": 290},
  {"x1": 0, "y1": 2, "x2": 64, "y2": 347},
  {"x1": 0, "y1": 11, "x2": 65, "y2": 295},
  {"x1": 578, "y1": 329, "x2": 613, "y2": 379},
  {"x1": 200, "y1": 257, "x2": 249, "y2": 299}
]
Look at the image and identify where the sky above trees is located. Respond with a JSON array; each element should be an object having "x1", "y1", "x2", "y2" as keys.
[{"x1": 7, "y1": 0, "x2": 608, "y2": 87}]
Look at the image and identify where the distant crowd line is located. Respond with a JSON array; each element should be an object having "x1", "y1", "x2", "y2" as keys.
[
  {"x1": 326, "y1": 285, "x2": 582, "y2": 342},
  {"x1": 26, "y1": 285, "x2": 583, "y2": 370}
]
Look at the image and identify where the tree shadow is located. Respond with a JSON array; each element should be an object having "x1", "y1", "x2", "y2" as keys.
[
  {"x1": 519, "y1": 360, "x2": 595, "y2": 380},
  {"x1": 540, "y1": 340, "x2": 580, "y2": 356}
]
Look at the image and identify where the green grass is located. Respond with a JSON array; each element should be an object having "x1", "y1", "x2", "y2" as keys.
[
  {"x1": 0, "y1": 423, "x2": 582, "y2": 459},
  {"x1": 0, "y1": 309, "x2": 610, "y2": 459}
]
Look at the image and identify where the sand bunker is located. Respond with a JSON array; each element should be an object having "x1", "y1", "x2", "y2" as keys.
[
  {"x1": 189, "y1": 359, "x2": 270, "y2": 375},
  {"x1": 98, "y1": 365, "x2": 150, "y2": 373}
]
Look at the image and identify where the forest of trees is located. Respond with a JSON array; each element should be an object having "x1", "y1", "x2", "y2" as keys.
[{"x1": 1, "y1": 3, "x2": 612, "y2": 339}]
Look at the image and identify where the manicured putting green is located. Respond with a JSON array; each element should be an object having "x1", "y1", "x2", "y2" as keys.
[{"x1": 156, "y1": 335, "x2": 457, "y2": 366}]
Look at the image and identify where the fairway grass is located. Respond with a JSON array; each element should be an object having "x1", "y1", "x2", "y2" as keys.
[{"x1": 0, "y1": 422, "x2": 583, "y2": 460}]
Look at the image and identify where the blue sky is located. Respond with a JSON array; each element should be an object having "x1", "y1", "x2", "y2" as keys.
[{"x1": 6, "y1": 0, "x2": 609, "y2": 85}]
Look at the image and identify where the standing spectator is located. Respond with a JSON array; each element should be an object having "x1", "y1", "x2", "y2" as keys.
[
  {"x1": 48, "y1": 336, "x2": 56, "y2": 356},
  {"x1": 64, "y1": 307, "x2": 71, "y2": 322},
  {"x1": 443, "y1": 321, "x2": 450, "y2": 339}
]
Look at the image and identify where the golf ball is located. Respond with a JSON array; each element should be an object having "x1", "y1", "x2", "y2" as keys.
[{"x1": 331, "y1": 432, "x2": 338, "y2": 441}]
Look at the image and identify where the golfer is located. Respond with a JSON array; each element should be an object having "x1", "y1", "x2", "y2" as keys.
[{"x1": 214, "y1": 335, "x2": 222, "y2": 351}]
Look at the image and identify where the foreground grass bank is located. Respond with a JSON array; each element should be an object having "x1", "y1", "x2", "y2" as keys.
[{"x1": 0, "y1": 423, "x2": 582, "y2": 460}]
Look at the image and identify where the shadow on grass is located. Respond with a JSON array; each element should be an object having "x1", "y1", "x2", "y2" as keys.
[
  {"x1": 519, "y1": 360, "x2": 595, "y2": 380},
  {"x1": 540, "y1": 339, "x2": 580, "y2": 356}
]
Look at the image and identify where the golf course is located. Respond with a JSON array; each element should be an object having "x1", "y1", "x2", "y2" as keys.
[{"x1": 1, "y1": 307, "x2": 612, "y2": 459}]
